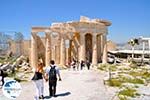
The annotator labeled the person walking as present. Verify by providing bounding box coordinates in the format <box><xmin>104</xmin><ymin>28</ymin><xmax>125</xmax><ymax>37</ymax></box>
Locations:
<box><xmin>80</xmin><ymin>60</ymin><xmax>85</xmax><ymax>70</ymax></box>
<box><xmin>32</xmin><ymin>62</ymin><xmax>44</xmax><ymax>99</ymax></box>
<box><xmin>71</xmin><ymin>59</ymin><xmax>76</xmax><ymax>70</ymax></box>
<box><xmin>76</xmin><ymin>60</ymin><xmax>79</xmax><ymax>70</ymax></box>
<box><xmin>0</xmin><ymin>68</ymin><xmax>5</xmax><ymax>86</ymax></box>
<box><xmin>45</xmin><ymin>60</ymin><xmax>61</xmax><ymax>97</ymax></box>
<box><xmin>86</xmin><ymin>60</ymin><xmax>91</xmax><ymax>70</ymax></box>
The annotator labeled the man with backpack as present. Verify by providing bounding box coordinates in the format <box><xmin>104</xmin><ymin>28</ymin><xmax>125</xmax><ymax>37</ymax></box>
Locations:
<box><xmin>45</xmin><ymin>60</ymin><xmax>61</xmax><ymax>97</ymax></box>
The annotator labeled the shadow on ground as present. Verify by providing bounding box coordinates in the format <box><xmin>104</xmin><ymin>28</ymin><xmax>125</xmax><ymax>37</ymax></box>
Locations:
<box><xmin>44</xmin><ymin>92</ymin><xmax>71</xmax><ymax>99</ymax></box>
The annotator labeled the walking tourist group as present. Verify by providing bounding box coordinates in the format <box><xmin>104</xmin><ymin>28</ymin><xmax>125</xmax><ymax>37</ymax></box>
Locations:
<box><xmin>31</xmin><ymin>58</ymin><xmax>91</xmax><ymax>99</ymax></box>
<box><xmin>0</xmin><ymin>59</ymin><xmax>91</xmax><ymax>99</ymax></box>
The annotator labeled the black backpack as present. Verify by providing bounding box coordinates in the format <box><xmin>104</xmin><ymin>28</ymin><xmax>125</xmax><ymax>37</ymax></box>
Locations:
<box><xmin>49</xmin><ymin>66</ymin><xmax>57</xmax><ymax>81</ymax></box>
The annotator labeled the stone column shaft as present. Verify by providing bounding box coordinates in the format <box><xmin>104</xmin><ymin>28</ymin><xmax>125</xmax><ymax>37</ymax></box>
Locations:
<box><xmin>58</xmin><ymin>40</ymin><xmax>61</xmax><ymax>64</ymax></box>
<box><xmin>102</xmin><ymin>34</ymin><xmax>107</xmax><ymax>64</ymax></box>
<box><xmin>55</xmin><ymin>44</ymin><xmax>60</xmax><ymax>64</ymax></box>
<box><xmin>31</xmin><ymin>33</ymin><xmax>38</xmax><ymax>70</ymax></box>
<box><xmin>66</xmin><ymin>48</ymin><xmax>69</xmax><ymax>66</ymax></box>
<box><xmin>80</xmin><ymin>34</ymin><xmax>86</xmax><ymax>61</ymax></box>
<box><xmin>142</xmin><ymin>41</ymin><xmax>145</xmax><ymax>59</ymax></box>
<box><xmin>45</xmin><ymin>33</ymin><xmax>51</xmax><ymax>67</ymax></box>
<box><xmin>92</xmin><ymin>34</ymin><xmax>98</xmax><ymax>65</ymax></box>
<box><xmin>68</xmin><ymin>40</ymin><xmax>72</xmax><ymax>65</ymax></box>
<box><xmin>101</xmin><ymin>35</ymin><xmax>105</xmax><ymax>55</ymax></box>
<box><xmin>149</xmin><ymin>40</ymin><xmax>150</xmax><ymax>58</ymax></box>
<box><xmin>97</xmin><ymin>35</ymin><xmax>101</xmax><ymax>62</ymax></box>
<box><xmin>52</xmin><ymin>46</ymin><xmax>56</xmax><ymax>60</ymax></box>
<box><xmin>60</xmin><ymin>38</ymin><xmax>66</xmax><ymax>65</ymax></box>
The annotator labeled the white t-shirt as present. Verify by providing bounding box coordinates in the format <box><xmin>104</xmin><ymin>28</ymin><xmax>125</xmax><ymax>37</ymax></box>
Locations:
<box><xmin>45</xmin><ymin>65</ymin><xmax>60</xmax><ymax>76</ymax></box>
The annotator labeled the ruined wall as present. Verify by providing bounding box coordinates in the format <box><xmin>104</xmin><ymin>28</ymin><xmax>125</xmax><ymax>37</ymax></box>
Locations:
<box><xmin>22</xmin><ymin>40</ymin><xmax>30</xmax><ymax>56</ymax></box>
<box><xmin>107</xmin><ymin>40</ymin><xmax>117</xmax><ymax>51</ymax></box>
<box><xmin>9</xmin><ymin>40</ymin><xmax>30</xmax><ymax>57</ymax></box>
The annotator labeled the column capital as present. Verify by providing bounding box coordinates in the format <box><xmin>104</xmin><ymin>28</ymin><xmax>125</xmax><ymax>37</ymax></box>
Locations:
<box><xmin>102</xmin><ymin>33</ymin><xmax>107</xmax><ymax>36</ymax></box>
<box><xmin>44</xmin><ymin>29</ymin><xmax>52</xmax><ymax>33</ymax></box>
<box><xmin>31</xmin><ymin>33</ymin><xmax>38</xmax><ymax>42</ymax></box>
<box><xmin>96</xmin><ymin>33</ymin><xmax>103</xmax><ymax>36</ymax></box>
<box><xmin>45</xmin><ymin>32</ymin><xmax>51</xmax><ymax>39</ymax></box>
<box><xmin>80</xmin><ymin>32</ymin><xmax>86</xmax><ymax>37</ymax></box>
<box><xmin>31</xmin><ymin>30</ymin><xmax>38</xmax><ymax>35</ymax></box>
<box><xmin>93</xmin><ymin>33</ymin><xmax>98</xmax><ymax>37</ymax></box>
<box><xmin>31</xmin><ymin>32</ymin><xmax>37</xmax><ymax>37</ymax></box>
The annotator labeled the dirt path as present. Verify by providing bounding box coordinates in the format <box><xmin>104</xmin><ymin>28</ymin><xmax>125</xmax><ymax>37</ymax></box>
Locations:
<box><xmin>0</xmin><ymin>69</ymin><xmax>116</xmax><ymax>100</ymax></box>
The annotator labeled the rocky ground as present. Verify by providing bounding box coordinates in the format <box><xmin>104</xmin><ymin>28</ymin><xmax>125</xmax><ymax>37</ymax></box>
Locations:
<box><xmin>98</xmin><ymin>63</ymin><xmax>150</xmax><ymax>100</ymax></box>
<box><xmin>0</xmin><ymin>68</ymin><xmax>116</xmax><ymax>100</ymax></box>
<box><xmin>1</xmin><ymin>64</ymin><xmax>150</xmax><ymax>100</ymax></box>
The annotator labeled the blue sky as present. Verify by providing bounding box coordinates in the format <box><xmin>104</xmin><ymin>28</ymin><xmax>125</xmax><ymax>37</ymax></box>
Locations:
<box><xmin>0</xmin><ymin>0</ymin><xmax>150</xmax><ymax>43</ymax></box>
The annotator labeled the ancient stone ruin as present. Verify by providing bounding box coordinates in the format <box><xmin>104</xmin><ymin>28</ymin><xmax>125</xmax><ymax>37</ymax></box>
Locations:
<box><xmin>30</xmin><ymin>16</ymin><xmax>111</xmax><ymax>69</ymax></box>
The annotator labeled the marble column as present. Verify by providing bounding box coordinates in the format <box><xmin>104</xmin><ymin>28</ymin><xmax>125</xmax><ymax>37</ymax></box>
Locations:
<box><xmin>92</xmin><ymin>34</ymin><xmax>98</xmax><ymax>65</ymax></box>
<box><xmin>80</xmin><ymin>33</ymin><xmax>86</xmax><ymax>62</ymax></box>
<box><xmin>101</xmin><ymin>35</ymin><xmax>104</xmax><ymax>59</ymax></box>
<box><xmin>57</xmin><ymin>39</ymin><xmax>61</xmax><ymax>64</ymax></box>
<box><xmin>45</xmin><ymin>33</ymin><xmax>51</xmax><ymax>67</ymax></box>
<box><xmin>51</xmin><ymin>46</ymin><xmax>56</xmax><ymax>61</ymax></box>
<box><xmin>142</xmin><ymin>41</ymin><xmax>145</xmax><ymax>60</ymax></box>
<box><xmin>65</xmin><ymin>40</ymin><xmax>70</xmax><ymax>66</ymax></box>
<box><xmin>97</xmin><ymin>34</ymin><xmax>101</xmax><ymax>62</ymax></box>
<box><xmin>60</xmin><ymin>37</ymin><xmax>66</xmax><ymax>65</ymax></box>
<box><xmin>149</xmin><ymin>40</ymin><xmax>150</xmax><ymax>58</ymax></box>
<box><xmin>102</xmin><ymin>34</ymin><xmax>107</xmax><ymax>64</ymax></box>
<box><xmin>54</xmin><ymin>46</ymin><xmax>57</xmax><ymax>61</ymax></box>
<box><xmin>66</xmin><ymin>47</ymin><xmax>70</xmax><ymax>66</ymax></box>
<box><xmin>55</xmin><ymin>44</ymin><xmax>60</xmax><ymax>64</ymax></box>
<box><xmin>31</xmin><ymin>32</ymin><xmax>38</xmax><ymax>70</ymax></box>
<box><xmin>68</xmin><ymin>40</ymin><xmax>72</xmax><ymax>65</ymax></box>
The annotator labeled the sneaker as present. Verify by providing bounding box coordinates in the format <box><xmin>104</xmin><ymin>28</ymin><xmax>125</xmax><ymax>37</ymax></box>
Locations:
<box><xmin>39</xmin><ymin>95</ymin><xmax>44</xmax><ymax>99</ymax></box>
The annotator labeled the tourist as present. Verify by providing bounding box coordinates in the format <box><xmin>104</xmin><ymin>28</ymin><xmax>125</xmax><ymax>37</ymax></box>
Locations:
<box><xmin>80</xmin><ymin>60</ymin><xmax>85</xmax><ymax>70</ymax></box>
<box><xmin>45</xmin><ymin>60</ymin><xmax>61</xmax><ymax>97</ymax></box>
<box><xmin>0</xmin><ymin>68</ymin><xmax>5</xmax><ymax>86</ymax></box>
<box><xmin>71</xmin><ymin>59</ymin><xmax>76</xmax><ymax>70</ymax></box>
<box><xmin>86</xmin><ymin>60</ymin><xmax>91</xmax><ymax>70</ymax></box>
<box><xmin>32</xmin><ymin>62</ymin><xmax>44</xmax><ymax>99</ymax></box>
<box><xmin>76</xmin><ymin>60</ymin><xmax>79</xmax><ymax>70</ymax></box>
